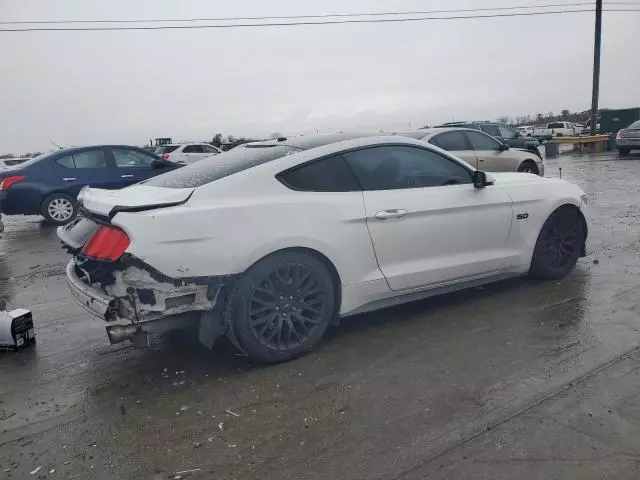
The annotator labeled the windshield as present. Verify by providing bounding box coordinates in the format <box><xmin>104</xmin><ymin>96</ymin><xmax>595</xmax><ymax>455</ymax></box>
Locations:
<box><xmin>628</xmin><ymin>120</ymin><xmax>640</xmax><ymax>129</ymax></box>
<box><xmin>144</xmin><ymin>144</ymin><xmax>299</xmax><ymax>188</ymax></box>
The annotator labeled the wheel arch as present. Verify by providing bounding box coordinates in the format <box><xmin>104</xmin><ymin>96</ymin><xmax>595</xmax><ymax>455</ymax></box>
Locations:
<box><xmin>527</xmin><ymin>202</ymin><xmax>588</xmax><ymax>265</ymax></box>
<box><xmin>39</xmin><ymin>189</ymin><xmax>76</xmax><ymax>209</ymax></box>
<box><xmin>517</xmin><ymin>158</ymin><xmax>540</xmax><ymax>174</ymax></box>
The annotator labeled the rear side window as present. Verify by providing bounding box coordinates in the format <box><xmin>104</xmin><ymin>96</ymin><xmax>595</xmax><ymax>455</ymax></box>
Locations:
<box><xmin>155</xmin><ymin>145</ymin><xmax>180</xmax><ymax>154</ymax></box>
<box><xmin>55</xmin><ymin>150</ymin><xmax>106</xmax><ymax>169</ymax></box>
<box><xmin>278</xmin><ymin>155</ymin><xmax>360</xmax><ymax>192</ymax></box>
<box><xmin>430</xmin><ymin>131</ymin><xmax>468</xmax><ymax>151</ymax></box>
<box><xmin>56</xmin><ymin>155</ymin><xmax>75</xmax><ymax>168</ymax></box>
<box><xmin>144</xmin><ymin>145</ymin><xmax>299</xmax><ymax>188</ymax></box>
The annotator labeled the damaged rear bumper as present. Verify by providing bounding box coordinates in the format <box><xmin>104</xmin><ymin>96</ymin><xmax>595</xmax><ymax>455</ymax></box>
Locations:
<box><xmin>66</xmin><ymin>260</ymin><xmax>115</xmax><ymax>320</ymax></box>
<box><xmin>65</xmin><ymin>258</ymin><xmax>230</xmax><ymax>344</ymax></box>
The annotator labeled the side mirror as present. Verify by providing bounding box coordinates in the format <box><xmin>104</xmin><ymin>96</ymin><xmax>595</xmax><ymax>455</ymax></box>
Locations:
<box><xmin>152</xmin><ymin>159</ymin><xmax>166</xmax><ymax>169</ymax></box>
<box><xmin>514</xmin><ymin>131</ymin><xmax>522</xmax><ymax>138</ymax></box>
<box><xmin>499</xmin><ymin>143</ymin><xmax>510</xmax><ymax>151</ymax></box>
<box><xmin>473</xmin><ymin>170</ymin><xmax>491</xmax><ymax>189</ymax></box>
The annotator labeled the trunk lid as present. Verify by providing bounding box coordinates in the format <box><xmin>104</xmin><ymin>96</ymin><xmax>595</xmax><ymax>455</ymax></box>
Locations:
<box><xmin>79</xmin><ymin>184</ymin><xmax>194</xmax><ymax>217</ymax></box>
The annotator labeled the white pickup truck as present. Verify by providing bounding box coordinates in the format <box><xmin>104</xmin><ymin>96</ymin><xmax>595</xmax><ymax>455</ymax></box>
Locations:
<box><xmin>533</xmin><ymin>122</ymin><xmax>577</xmax><ymax>141</ymax></box>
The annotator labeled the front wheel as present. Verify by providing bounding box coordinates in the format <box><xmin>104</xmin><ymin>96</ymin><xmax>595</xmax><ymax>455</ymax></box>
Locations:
<box><xmin>618</xmin><ymin>148</ymin><xmax>631</xmax><ymax>156</ymax></box>
<box><xmin>529</xmin><ymin>207</ymin><xmax>585</xmax><ymax>280</ymax></box>
<box><xmin>226</xmin><ymin>251</ymin><xmax>336</xmax><ymax>363</ymax></box>
<box><xmin>41</xmin><ymin>193</ymin><xmax>77</xmax><ymax>225</ymax></box>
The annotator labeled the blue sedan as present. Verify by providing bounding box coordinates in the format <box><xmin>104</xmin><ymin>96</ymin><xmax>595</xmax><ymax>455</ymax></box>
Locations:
<box><xmin>0</xmin><ymin>145</ymin><xmax>180</xmax><ymax>225</ymax></box>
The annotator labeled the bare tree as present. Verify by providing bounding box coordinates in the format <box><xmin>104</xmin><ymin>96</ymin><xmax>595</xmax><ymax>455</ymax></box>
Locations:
<box><xmin>211</xmin><ymin>133</ymin><xmax>223</xmax><ymax>147</ymax></box>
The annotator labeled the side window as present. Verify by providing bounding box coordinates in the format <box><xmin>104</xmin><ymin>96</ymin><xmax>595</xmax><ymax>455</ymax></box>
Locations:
<box><xmin>343</xmin><ymin>146</ymin><xmax>471</xmax><ymax>191</ymax></box>
<box><xmin>278</xmin><ymin>155</ymin><xmax>360</xmax><ymax>192</ymax></box>
<box><xmin>56</xmin><ymin>155</ymin><xmax>75</xmax><ymax>168</ymax></box>
<box><xmin>182</xmin><ymin>145</ymin><xmax>203</xmax><ymax>153</ymax></box>
<box><xmin>479</xmin><ymin>124</ymin><xmax>501</xmax><ymax>137</ymax></box>
<box><xmin>113</xmin><ymin>149</ymin><xmax>156</xmax><ymax>168</ymax></box>
<box><xmin>72</xmin><ymin>150</ymin><xmax>107</xmax><ymax>168</ymax></box>
<box><xmin>498</xmin><ymin>125</ymin><xmax>517</xmax><ymax>139</ymax></box>
<box><xmin>465</xmin><ymin>131</ymin><xmax>501</xmax><ymax>151</ymax></box>
<box><xmin>430</xmin><ymin>131</ymin><xmax>468</xmax><ymax>151</ymax></box>
<box><xmin>201</xmin><ymin>145</ymin><xmax>219</xmax><ymax>154</ymax></box>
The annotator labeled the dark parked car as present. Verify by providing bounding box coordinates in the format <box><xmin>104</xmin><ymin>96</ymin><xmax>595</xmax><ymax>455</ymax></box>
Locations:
<box><xmin>0</xmin><ymin>145</ymin><xmax>180</xmax><ymax>225</ymax></box>
<box><xmin>616</xmin><ymin>119</ymin><xmax>640</xmax><ymax>155</ymax></box>
<box><xmin>435</xmin><ymin>121</ymin><xmax>543</xmax><ymax>158</ymax></box>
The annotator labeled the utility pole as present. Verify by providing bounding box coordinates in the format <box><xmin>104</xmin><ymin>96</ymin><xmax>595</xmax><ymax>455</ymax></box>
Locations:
<box><xmin>590</xmin><ymin>0</ymin><xmax>602</xmax><ymax>136</ymax></box>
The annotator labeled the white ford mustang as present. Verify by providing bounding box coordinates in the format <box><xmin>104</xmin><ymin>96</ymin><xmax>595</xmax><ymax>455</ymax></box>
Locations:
<box><xmin>59</xmin><ymin>134</ymin><xmax>589</xmax><ymax>363</ymax></box>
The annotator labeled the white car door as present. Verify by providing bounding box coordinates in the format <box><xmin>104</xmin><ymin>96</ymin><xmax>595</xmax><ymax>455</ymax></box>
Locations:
<box><xmin>343</xmin><ymin>145</ymin><xmax>513</xmax><ymax>291</ymax></box>
<box><xmin>464</xmin><ymin>130</ymin><xmax>518</xmax><ymax>172</ymax></box>
<box><xmin>427</xmin><ymin>130</ymin><xmax>478</xmax><ymax>168</ymax></box>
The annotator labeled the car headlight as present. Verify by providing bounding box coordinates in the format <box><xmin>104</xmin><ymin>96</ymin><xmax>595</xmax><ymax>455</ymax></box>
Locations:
<box><xmin>580</xmin><ymin>194</ymin><xmax>589</xmax><ymax>205</ymax></box>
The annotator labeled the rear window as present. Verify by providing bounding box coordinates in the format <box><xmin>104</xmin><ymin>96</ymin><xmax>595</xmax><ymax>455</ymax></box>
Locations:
<box><xmin>548</xmin><ymin>122</ymin><xmax>565</xmax><ymax>129</ymax></box>
<box><xmin>144</xmin><ymin>144</ymin><xmax>299</xmax><ymax>188</ymax></box>
<box><xmin>155</xmin><ymin>145</ymin><xmax>180</xmax><ymax>154</ymax></box>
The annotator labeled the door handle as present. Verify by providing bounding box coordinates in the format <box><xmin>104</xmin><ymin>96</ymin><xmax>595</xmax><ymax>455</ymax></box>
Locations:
<box><xmin>375</xmin><ymin>209</ymin><xmax>408</xmax><ymax>220</ymax></box>
<box><xmin>62</xmin><ymin>177</ymin><xmax>76</xmax><ymax>181</ymax></box>
<box><xmin>121</xmin><ymin>174</ymin><xmax>134</xmax><ymax>178</ymax></box>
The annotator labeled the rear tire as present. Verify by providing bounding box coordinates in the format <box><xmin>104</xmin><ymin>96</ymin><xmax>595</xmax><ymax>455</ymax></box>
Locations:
<box><xmin>529</xmin><ymin>207</ymin><xmax>585</xmax><ymax>280</ymax></box>
<box><xmin>517</xmin><ymin>160</ymin><xmax>539</xmax><ymax>175</ymax></box>
<box><xmin>41</xmin><ymin>193</ymin><xmax>77</xmax><ymax>225</ymax></box>
<box><xmin>226</xmin><ymin>251</ymin><xmax>336</xmax><ymax>363</ymax></box>
<box><xmin>618</xmin><ymin>148</ymin><xmax>631</xmax><ymax>156</ymax></box>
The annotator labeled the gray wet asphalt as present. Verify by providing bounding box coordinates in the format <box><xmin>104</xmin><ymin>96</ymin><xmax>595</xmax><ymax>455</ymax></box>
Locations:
<box><xmin>2</xmin><ymin>151</ymin><xmax>640</xmax><ymax>479</ymax></box>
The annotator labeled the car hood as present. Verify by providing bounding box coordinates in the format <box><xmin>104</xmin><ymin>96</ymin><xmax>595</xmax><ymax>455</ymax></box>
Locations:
<box><xmin>79</xmin><ymin>184</ymin><xmax>194</xmax><ymax>217</ymax></box>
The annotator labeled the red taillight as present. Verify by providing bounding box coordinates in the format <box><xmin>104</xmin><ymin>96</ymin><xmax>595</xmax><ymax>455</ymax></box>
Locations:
<box><xmin>162</xmin><ymin>153</ymin><xmax>169</xmax><ymax>160</ymax></box>
<box><xmin>82</xmin><ymin>225</ymin><xmax>130</xmax><ymax>261</ymax></box>
<box><xmin>0</xmin><ymin>176</ymin><xmax>25</xmax><ymax>191</ymax></box>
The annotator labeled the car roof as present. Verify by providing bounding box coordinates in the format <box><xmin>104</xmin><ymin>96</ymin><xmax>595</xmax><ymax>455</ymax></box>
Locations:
<box><xmin>159</xmin><ymin>143</ymin><xmax>208</xmax><ymax>147</ymax></box>
<box><xmin>249</xmin><ymin>133</ymin><xmax>430</xmax><ymax>153</ymax></box>
<box><xmin>399</xmin><ymin>127</ymin><xmax>480</xmax><ymax>140</ymax></box>
<box><xmin>243</xmin><ymin>132</ymin><xmax>378</xmax><ymax>151</ymax></box>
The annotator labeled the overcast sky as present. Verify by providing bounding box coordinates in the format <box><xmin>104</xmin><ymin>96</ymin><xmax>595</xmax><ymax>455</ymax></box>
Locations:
<box><xmin>0</xmin><ymin>0</ymin><xmax>638</xmax><ymax>152</ymax></box>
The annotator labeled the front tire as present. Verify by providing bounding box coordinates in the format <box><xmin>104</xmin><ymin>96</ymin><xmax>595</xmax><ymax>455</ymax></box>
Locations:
<box><xmin>41</xmin><ymin>193</ymin><xmax>77</xmax><ymax>225</ymax></box>
<box><xmin>529</xmin><ymin>207</ymin><xmax>585</xmax><ymax>280</ymax></box>
<box><xmin>618</xmin><ymin>148</ymin><xmax>631</xmax><ymax>156</ymax></box>
<box><xmin>226</xmin><ymin>251</ymin><xmax>336</xmax><ymax>363</ymax></box>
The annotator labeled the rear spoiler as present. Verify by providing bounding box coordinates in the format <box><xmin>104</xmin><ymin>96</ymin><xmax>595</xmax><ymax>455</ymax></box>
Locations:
<box><xmin>78</xmin><ymin>191</ymin><xmax>193</xmax><ymax>221</ymax></box>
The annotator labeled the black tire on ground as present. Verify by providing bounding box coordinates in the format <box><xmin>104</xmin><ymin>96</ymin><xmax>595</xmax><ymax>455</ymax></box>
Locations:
<box><xmin>225</xmin><ymin>250</ymin><xmax>337</xmax><ymax>363</ymax></box>
<box><xmin>529</xmin><ymin>206</ymin><xmax>586</xmax><ymax>280</ymax></box>
<box><xmin>517</xmin><ymin>160</ymin><xmax>539</xmax><ymax>175</ymax></box>
<box><xmin>41</xmin><ymin>192</ymin><xmax>77</xmax><ymax>225</ymax></box>
<box><xmin>618</xmin><ymin>148</ymin><xmax>631</xmax><ymax>156</ymax></box>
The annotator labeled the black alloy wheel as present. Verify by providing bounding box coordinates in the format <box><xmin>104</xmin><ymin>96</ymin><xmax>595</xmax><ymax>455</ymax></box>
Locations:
<box><xmin>227</xmin><ymin>251</ymin><xmax>335</xmax><ymax>363</ymax></box>
<box><xmin>530</xmin><ymin>207</ymin><xmax>585</xmax><ymax>280</ymax></box>
<box><xmin>248</xmin><ymin>263</ymin><xmax>326</xmax><ymax>351</ymax></box>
